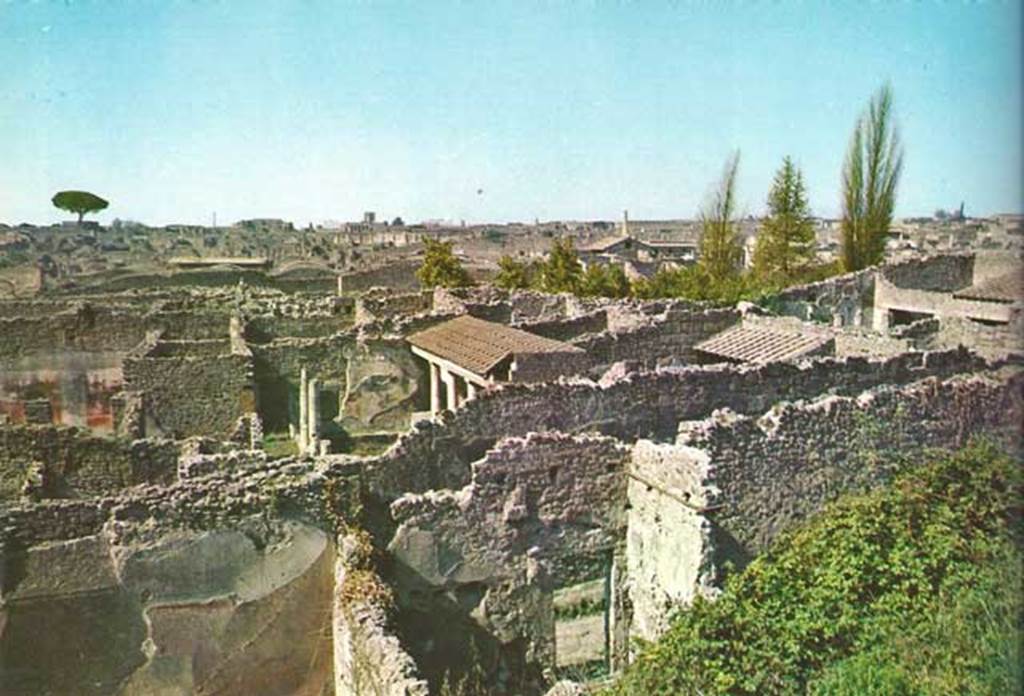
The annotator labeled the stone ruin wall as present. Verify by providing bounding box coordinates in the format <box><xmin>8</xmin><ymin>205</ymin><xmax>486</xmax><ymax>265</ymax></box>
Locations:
<box><xmin>769</xmin><ymin>267</ymin><xmax>876</xmax><ymax>326</ymax></box>
<box><xmin>123</xmin><ymin>346</ymin><xmax>256</xmax><ymax>440</ymax></box>
<box><xmin>880</xmin><ymin>252</ymin><xmax>974</xmax><ymax>291</ymax></box>
<box><xmin>627</xmin><ymin>366</ymin><xmax>1023</xmax><ymax>643</ymax></box>
<box><xmin>1</xmin><ymin>348</ymin><xmax>1020</xmax><ymax>695</ymax></box>
<box><xmin>333</xmin><ymin>530</ymin><xmax>430</xmax><ymax>696</ymax></box>
<box><xmin>364</xmin><ymin>348</ymin><xmax>996</xmax><ymax>503</ymax></box>
<box><xmin>339</xmin><ymin>260</ymin><xmax>422</xmax><ymax>294</ymax></box>
<box><xmin>387</xmin><ymin>432</ymin><xmax>629</xmax><ymax>691</ymax></box>
<box><xmin>0</xmin><ymin>425</ymin><xmax>179</xmax><ymax>502</ymax></box>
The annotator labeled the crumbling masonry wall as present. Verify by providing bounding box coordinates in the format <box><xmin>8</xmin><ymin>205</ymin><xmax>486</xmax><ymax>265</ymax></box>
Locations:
<box><xmin>387</xmin><ymin>432</ymin><xmax>629</xmax><ymax>691</ymax></box>
<box><xmin>0</xmin><ymin>425</ymin><xmax>179</xmax><ymax>502</ymax></box>
<box><xmin>626</xmin><ymin>367</ymin><xmax>1023</xmax><ymax>643</ymax></box>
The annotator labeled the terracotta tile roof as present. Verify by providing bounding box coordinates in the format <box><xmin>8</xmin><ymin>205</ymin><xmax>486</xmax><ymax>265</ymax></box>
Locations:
<box><xmin>408</xmin><ymin>315</ymin><xmax>582</xmax><ymax>376</ymax></box>
<box><xmin>695</xmin><ymin>325</ymin><xmax>833</xmax><ymax>364</ymax></box>
<box><xmin>953</xmin><ymin>270</ymin><xmax>1024</xmax><ymax>303</ymax></box>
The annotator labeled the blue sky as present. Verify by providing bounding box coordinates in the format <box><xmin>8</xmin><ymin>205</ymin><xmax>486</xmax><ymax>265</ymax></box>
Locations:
<box><xmin>1</xmin><ymin>1</ymin><xmax>1021</xmax><ymax>226</ymax></box>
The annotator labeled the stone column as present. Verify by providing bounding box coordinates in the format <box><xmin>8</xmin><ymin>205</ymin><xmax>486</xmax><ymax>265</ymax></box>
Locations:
<box><xmin>429</xmin><ymin>362</ymin><xmax>441</xmax><ymax>417</ymax></box>
<box><xmin>466</xmin><ymin>380</ymin><xmax>478</xmax><ymax>401</ymax></box>
<box><xmin>298</xmin><ymin>368</ymin><xmax>309</xmax><ymax>453</ymax></box>
<box><xmin>441</xmin><ymin>367</ymin><xmax>458</xmax><ymax>412</ymax></box>
<box><xmin>307</xmin><ymin>377</ymin><xmax>319</xmax><ymax>452</ymax></box>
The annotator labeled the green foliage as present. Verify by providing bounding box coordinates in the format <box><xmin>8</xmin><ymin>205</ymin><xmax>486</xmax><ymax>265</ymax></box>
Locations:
<box><xmin>698</xmin><ymin>151</ymin><xmax>744</xmax><ymax>284</ymax></box>
<box><xmin>417</xmin><ymin>238</ymin><xmax>474</xmax><ymax>288</ymax></box>
<box><xmin>538</xmin><ymin>237</ymin><xmax>583</xmax><ymax>294</ymax></box>
<box><xmin>752</xmin><ymin>156</ymin><xmax>816</xmax><ymax>285</ymax></box>
<box><xmin>51</xmin><ymin>190</ymin><xmax>109</xmax><ymax>223</ymax></box>
<box><xmin>579</xmin><ymin>262</ymin><xmax>631</xmax><ymax>298</ymax></box>
<box><xmin>607</xmin><ymin>442</ymin><xmax>1023</xmax><ymax>696</ymax></box>
<box><xmin>494</xmin><ymin>254</ymin><xmax>536</xmax><ymax>290</ymax></box>
<box><xmin>632</xmin><ymin>264</ymin><xmax>768</xmax><ymax>306</ymax></box>
<box><xmin>841</xmin><ymin>84</ymin><xmax>904</xmax><ymax>272</ymax></box>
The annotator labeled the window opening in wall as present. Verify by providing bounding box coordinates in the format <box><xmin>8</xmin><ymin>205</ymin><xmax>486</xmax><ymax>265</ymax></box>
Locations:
<box><xmin>888</xmin><ymin>308</ymin><xmax>933</xmax><ymax>326</ymax></box>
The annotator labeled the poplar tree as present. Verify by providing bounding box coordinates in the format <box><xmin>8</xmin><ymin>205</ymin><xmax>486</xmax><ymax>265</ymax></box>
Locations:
<box><xmin>840</xmin><ymin>84</ymin><xmax>904</xmax><ymax>272</ymax></box>
<box><xmin>698</xmin><ymin>151</ymin><xmax>743</xmax><ymax>284</ymax></box>
<box><xmin>752</xmin><ymin>156</ymin><xmax>816</xmax><ymax>283</ymax></box>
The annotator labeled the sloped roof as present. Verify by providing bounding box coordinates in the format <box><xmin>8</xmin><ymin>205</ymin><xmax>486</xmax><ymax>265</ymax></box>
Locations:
<box><xmin>695</xmin><ymin>325</ymin><xmax>833</xmax><ymax>364</ymax></box>
<box><xmin>952</xmin><ymin>270</ymin><xmax>1024</xmax><ymax>303</ymax></box>
<box><xmin>579</xmin><ymin>234</ymin><xmax>631</xmax><ymax>253</ymax></box>
<box><xmin>408</xmin><ymin>315</ymin><xmax>582</xmax><ymax>376</ymax></box>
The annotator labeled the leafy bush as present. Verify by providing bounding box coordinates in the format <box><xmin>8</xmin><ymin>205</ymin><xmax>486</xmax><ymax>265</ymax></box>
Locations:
<box><xmin>607</xmin><ymin>442</ymin><xmax>1022</xmax><ymax>695</ymax></box>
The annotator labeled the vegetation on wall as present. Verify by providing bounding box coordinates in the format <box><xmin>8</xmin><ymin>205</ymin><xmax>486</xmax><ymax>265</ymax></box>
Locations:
<box><xmin>606</xmin><ymin>441</ymin><xmax>1022</xmax><ymax>695</ymax></box>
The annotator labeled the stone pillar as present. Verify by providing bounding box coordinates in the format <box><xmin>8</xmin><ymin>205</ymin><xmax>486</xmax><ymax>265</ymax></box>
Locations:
<box><xmin>466</xmin><ymin>380</ymin><xmax>478</xmax><ymax>401</ymax></box>
<box><xmin>441</xmin><ymin>367</ymin><xmax>458</xmax><ymax>412</ymax></box>
<box><xmin>429</xmin><ymin>362</ymin><xmax>441</xmax><ymax>417</ymax></box>
<box><xmin>307</xmin><ymin>377</ymin><xmax>319</xmax><ymax>452</ymax></box>
<box><xmin>298</xmin><ymin>368</ymin><xmax>309</xmax><ymax>453</ymax></box>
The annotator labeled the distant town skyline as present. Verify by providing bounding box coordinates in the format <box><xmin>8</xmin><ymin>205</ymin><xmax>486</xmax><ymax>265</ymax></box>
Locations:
<box><xmin>1</xmin><ymin>2</ymin><xmax>1021</xmax><ymax>227</ymax></box>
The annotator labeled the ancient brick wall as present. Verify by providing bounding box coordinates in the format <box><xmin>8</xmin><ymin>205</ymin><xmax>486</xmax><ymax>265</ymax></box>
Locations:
<box><xmin>333</xmin><ymin>531</ymin><xmax>429</xmax><ymax>696</ymax></box>
<box><xmin>338</xmin><ymin>260</ymin><xmax>421</xmax><ymax>293</ymax></box>
<box><xmin>768</xmin><ymin>267</ymin><xmax>876</xmax><ymax>326</ymax></box>
<box><xmin>573</xmin><ymin>307</ymin><xmax>739</xmax><ymax>368</ymax></box>
<box><xmin>881</xmin><ymin>252</ymin><xmax>974</xmax><ymax>291</ymax></box>
<box><xmin>624</xmin><ymin>367</ymin><xmax>1022</xmax><ymax>644</ymax></box>
<box><xmin>387</xmin><ymin>432</ymin><xmax>629</xmax><ymax>691</ymax></box>
<box><xmin>0</xmin><ymin>425</ymin><xmax>179</xmax><ymax>501</ymax></box>
<box><xmin>123</xmin><ymin>350</ymin><xmax>255</xmax><ymax>439</ymax></box>
<box><xmin>355</xmin><ymin>289</ymin><xmax>433</xmax><ymax>325</ymax></box>
<box><xmin>514</xmin><ymin>310</ymin><xmax>608</xmax><ymax>341</ymax></box>
<box><xmin>374</xmin><ymin>349</ymin><xmax>991</xmax><ymax>499</ymax></box>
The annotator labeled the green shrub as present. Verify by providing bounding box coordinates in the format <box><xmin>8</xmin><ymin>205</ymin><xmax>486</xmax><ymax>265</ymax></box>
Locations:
<box><xmin>607</xmin><ymin>442</ymin><xmax>1022</xmax><ymax>695</ymax></box>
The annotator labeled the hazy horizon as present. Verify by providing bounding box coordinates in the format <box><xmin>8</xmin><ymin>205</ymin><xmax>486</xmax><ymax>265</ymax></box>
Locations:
<box><xmin>2</xmin><ymin>2</ymin><xmax>1021</xmax><ymax>227</ymax></box>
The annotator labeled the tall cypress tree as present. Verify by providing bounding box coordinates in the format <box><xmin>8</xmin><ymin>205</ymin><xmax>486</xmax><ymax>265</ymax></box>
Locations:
<box><xmin>752</xmin><ymin>156</ymin><xmax>816</xmax><ymax>283</ymax></box>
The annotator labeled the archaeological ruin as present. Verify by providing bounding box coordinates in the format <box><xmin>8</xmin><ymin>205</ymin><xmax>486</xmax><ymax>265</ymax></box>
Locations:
<box><xmin>0</xmin><ymin>250</ymin><xmax>1021</xmax><ymax>695</ymax></box>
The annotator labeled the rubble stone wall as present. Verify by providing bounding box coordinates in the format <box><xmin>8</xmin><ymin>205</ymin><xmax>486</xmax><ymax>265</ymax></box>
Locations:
<box><xmin>685</xmin><ymin>368</ymin><xmax>1023</xmax><ymax>566</ymax></box>
<box><xmin>333</xmin><ymin>531</ymin><xmax>428</xmax><ymax>696</ymax></box>
<box><xmin>625</xmin><ymin>367</ymin><xmax>1023</xmax><ymax>644</ymax></box>
<box><xmin>365</xmin><ymin>349</ymin><xmax>992</xmax><ymax>501</ymax></box>
<box><xmin>123</xmin><ymin>351</ymin><xmax>255</xmax><ymax>439</ymax></box>
<box><xmin>339</xmin><ymin>260</ymin><xmax>421</xmax><ymax>293</ymax></box>
<box><xmin>573</xmin><ymin>307</ymin><xmax>739</xmax><ymax>368</ymax></box>
<box><xmin>929</xmin><ymin>315</ymin><xmax>1024</xmax><ymax>357</ymax></box>
<box><xmin>881</xmin><ymin>252</ymin><xmax>974</xmax><ymax>291</ymax></box>
<box><xmin>0</xmin><ymin>425</ymin><xmax>179</xmax><ymax>501</ymax></box>
<box><xmin>387</xmin><ymin>432</ymin><xmax>629</xmax><ymax>691</ymax></box>
<box><xmin>768</xmin><ymin>268</ymin><xmax>876</xmax><ymax>326</ymax></box>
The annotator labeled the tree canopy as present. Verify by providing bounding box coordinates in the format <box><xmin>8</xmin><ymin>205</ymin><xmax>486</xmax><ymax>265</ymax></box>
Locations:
<box><xmin>494</xmin><ymin>255</ymin><xmax>535</xmax><ymax>290</ymax></box>
<box><xmin>51</xmin><ymin>190</ymin><xmax>109</xmax><ymax>223</ymax></box>
<box><xmin>840</xmin><ymin>84</ymin><xmax>904</xmax><ymax>272</ymax></box>
<box><xmin>537</xmin><ymin>237</ymin><xmax>583</xmax><ymax>294</ymax></box>
<box><xmin>751</xmin><ymin>156</ymin><xmax>816</xmax><ymax>285</ymax></box>
<box><xmin>416</xmin><ymin>238</ymin><xmax>474</xmax><ymax>288</ymax></box>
